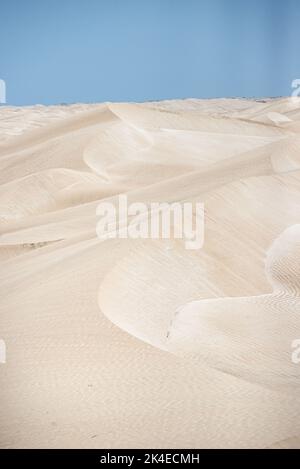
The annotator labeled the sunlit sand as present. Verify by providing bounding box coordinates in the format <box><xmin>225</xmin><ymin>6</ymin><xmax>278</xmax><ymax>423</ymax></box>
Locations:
<box><xmin>1</xmin><ymin>98</ymin><xmax>300</xmax><ymax>448</ymax></box>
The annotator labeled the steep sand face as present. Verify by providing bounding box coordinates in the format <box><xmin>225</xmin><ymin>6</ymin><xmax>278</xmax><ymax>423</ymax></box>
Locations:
<box><xmin>167</xmin><ymin>226</ymin><xmax>300</xmax><ymax>388</ymax></box>
<box><xmin>0</xmin><ymin>98</ymin><xmax>300</xmax><ymax>448</ymax></box>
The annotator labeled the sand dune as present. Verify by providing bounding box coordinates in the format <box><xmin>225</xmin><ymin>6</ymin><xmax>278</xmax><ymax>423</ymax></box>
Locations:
<box><xmin>1</xmin><ymin>98</ymin><xmax>300</xmax><ymax>448</ymax></box>
<box><xmin>167</xmin><ymin>225</ymin><xmax>300</xmax><ymax>388</ymax></box>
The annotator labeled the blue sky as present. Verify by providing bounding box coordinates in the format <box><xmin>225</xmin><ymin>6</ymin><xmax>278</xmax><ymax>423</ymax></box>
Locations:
<box><xmin>0</xmin><ymin>0</ymin><xmax>300</xmax><ymax>105</ymax></box>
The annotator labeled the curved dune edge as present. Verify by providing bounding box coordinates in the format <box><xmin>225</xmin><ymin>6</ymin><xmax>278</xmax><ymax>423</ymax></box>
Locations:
<box><xmin>97</xmin><ymin>225</ymin><xmax>300</xmax><ymax>389</ymax></box>
<box><xmin>1</xmin><ymin>98</ymin><xmax>300</xmax><ymax>449</ymax></box>
<box><xmin>166</xmin><ymin>225</ymin><xmax>300</xmax><ymax>389</ymax></box>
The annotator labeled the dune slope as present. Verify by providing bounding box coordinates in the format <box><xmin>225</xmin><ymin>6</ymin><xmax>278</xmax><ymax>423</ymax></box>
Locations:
<box><xmin>0</xmin><ymin>98</ymin><xmax>300</xmax><ymax>449</ymax></box>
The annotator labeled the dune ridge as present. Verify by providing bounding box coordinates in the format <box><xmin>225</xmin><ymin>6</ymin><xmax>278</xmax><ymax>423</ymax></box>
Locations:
<box><xmin>1</xmin><ymin>98</ymin><xmax>300</xmax><ymax>448</ymax></box>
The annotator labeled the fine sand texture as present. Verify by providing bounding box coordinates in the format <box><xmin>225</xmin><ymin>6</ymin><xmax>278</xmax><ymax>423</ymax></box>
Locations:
<box><xmin>0</xmin><ymin>98</ymin><xmax>300</xmax><ymax>448</ymax></box>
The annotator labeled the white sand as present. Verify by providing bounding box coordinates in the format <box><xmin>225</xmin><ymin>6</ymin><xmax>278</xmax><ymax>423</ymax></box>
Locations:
<box><xmin>0</xmin><ymin>98</ymin><xmax>300</xmax><ymax>448</ymax></box>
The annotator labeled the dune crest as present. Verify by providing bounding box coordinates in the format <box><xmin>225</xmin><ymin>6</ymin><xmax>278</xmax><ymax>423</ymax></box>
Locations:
<box><xmin>1</xmin><ymin>98</ymin><xmax>300</xmax><ymax>448</ymax></box>
<box><xmin>167</xmin><ymin>225</ymin><xmax>300</xmax><ymax>388</ymax></box>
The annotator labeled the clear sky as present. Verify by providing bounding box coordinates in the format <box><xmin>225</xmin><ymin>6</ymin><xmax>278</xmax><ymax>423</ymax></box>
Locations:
<box><xmin>1</xmin><ymin>0</ymin><xmax>300</xmax><ymax>105</ymax></box>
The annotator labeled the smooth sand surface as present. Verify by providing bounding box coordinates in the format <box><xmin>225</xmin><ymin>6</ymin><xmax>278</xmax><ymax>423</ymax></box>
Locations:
<box><xmin>0</xmin><ymin>98</ymin><xmax>300</xmax><ymax>448</ymax></box>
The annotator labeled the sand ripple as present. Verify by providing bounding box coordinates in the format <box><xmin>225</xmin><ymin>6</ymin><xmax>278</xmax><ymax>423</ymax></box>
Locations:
<box><xmin>1</xmin><ymin>98</ymin><xmax>300</xmax><ymax>448</ymax></box>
